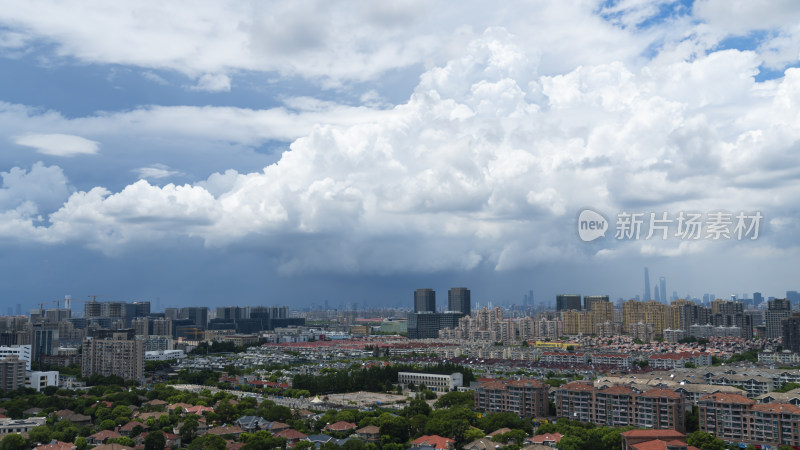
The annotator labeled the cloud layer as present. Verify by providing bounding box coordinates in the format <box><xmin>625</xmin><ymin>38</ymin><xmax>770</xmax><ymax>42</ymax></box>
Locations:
<box><xmin>0</xmin><ymin>27</ymin><xmax>798</xmax><ymax>276</ymax></box>
<box><xmin>0</xmin><ymin>1</ymin><xmax>799</xmax><ymax>305</ymax></box>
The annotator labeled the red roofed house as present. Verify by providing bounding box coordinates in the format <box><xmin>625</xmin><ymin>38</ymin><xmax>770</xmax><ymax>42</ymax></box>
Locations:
<box><xmin>274</xmin><ymin>429</ymin><xmax>308</xmax><ymax>447</ymax></box>
<box><xmin>87</xmin><ymin>430</ymin><xmax>122</xmax><ymax>445</ymax></box>
<box><xmin>411</xmin><ymin>435</ymin><xmax>456</xmax><ymax>450</ymax></box>
<box><xmin>527</xmin><ymin>433</ymin><xmax>563</xmax><ymax>447</ymax></box>
<box><xmin>322</xmin><ymin>421</ymin><xmax>357</xmax><ymax>434</ymax></box>
<box><xmin>185</xmin><ymin>405</ymin><xmax>214</xmax><ymax>415</ymax></box>
<box><xmin>621</xmin><ymin>430</ymin><xmax>687</xmax><ymax>450</ymax></box>
<box><xmin>35</xmin><ymin>441</ymin><xmax>77</xmax><ymax>450</ymax></box>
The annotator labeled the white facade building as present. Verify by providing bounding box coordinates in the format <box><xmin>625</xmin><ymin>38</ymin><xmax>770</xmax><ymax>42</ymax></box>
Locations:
<box><xmin>27</xmin><ymin>371</ymin><xmax>59</xmax><ymax>392</ymax></box>
<box><xmin>0</xmin><ymin>345</ymin><xmax>31</xmax><ymax>371</ymax></box>
<box><xmin>397</xmin><ymin>372</ymin><xmax>463</xmax><ymax>392</ymax></box>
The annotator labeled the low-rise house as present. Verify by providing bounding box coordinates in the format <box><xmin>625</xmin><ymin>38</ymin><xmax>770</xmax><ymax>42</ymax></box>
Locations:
<box><xmin>355</xmin><ymin>425</ymin><xmax>380</xmax><ymax>442</ymax></box>
<box><xmin>527</xmin><ymin>433</ymin><xmax>563</xmax><ymax>447</ymax></box>
<box><xmin>35</xmin><ymin>441</ymin><xmax>77</xmax><ymax>450</ymax></box>
<box><xmin>411</xmin><ymin>435</ymin><xmax>456</xmax><ymax>450</ymax></box>
<box><xmin>86</xmin><ymin>429</ymin><xmax>122</xmax><ymax>445</ymax></box>
<box><xmin>463</xmin><ymin>438</ymin><xmax>502</xmax><ymax>450</ymax></box>
<box><xmin>207</xmin><ymin>425</ymin><xmax>244</xmax><ymax>439</ymax></box>
<box><xmin>621</xmin><ymin>430</ymin><xmax>687</xmax><ymax>450</ymax></box>
<box><xmin>322</xmin><ymin>420</ymin><xmax>357</xmax><ymax>434</ymax></box>
<box><xmin>235</xmin><ymin>415</ymin><xmax>271</xmax><ymax>433</ymax></box>
<box><xmin>274</xmin><ymin>429</ymin><xmax>307</xmax><ymax>447</ymax></box>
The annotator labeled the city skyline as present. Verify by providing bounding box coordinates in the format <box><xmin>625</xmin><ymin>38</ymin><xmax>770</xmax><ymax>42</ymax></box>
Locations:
<box><xmin>1</xmin><ymin>2</ymin><xmax>800</xmax><ymax>308</ymax></box>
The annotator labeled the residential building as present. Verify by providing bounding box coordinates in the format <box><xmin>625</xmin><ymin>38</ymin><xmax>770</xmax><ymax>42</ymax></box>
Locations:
<box><xmin>767</xmin><ymin>299</ymin><xmax>792</xmax><ymax>339</ymax></box>
<box><xmin>554</xmin><ymin>383</ymin><xmax>686</xmax><ymax>431</ymax></box>
<box><xmin>0</xmin><ymin>356</ymin><xmax>26</xmax><ymax>391</ymax></box>
<box><xmin>81</xmin><ymin>333</ymin><xmax>145</xmax><ymax>380</ymax></box>
<box><xmin>473</xmin><ymin>379</ymin><xmax>549</xmax><ymax>417</ymax></box>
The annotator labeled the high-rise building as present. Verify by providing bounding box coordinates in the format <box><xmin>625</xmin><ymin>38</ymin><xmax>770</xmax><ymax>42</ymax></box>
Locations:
<box><xmin>180</xmin><ymin>307</ymin><xmax>208</xmax><ymax>330</ymax></box>
<box><xmin>644</xmin><ymin>267</ymin><xmax>651</xmax><ymax>301</ymax></box>
<box><xmin>782</xmin><ymin>313</ymin><xmax>800</xmax><ymax>354</ymax></box>
<box><xmin>583</xmin><ymin>295</ymin><xmax>609</xmax><ymax>312</ymax></box>
<box><xmin>84</xmin><ymin>301</ymin><xmax>102</xmax><ymax>319</ymax></box>
<box><xmin>217</xmin><ymin>306</ymin><xmax>247</xmax><ymax>320</ymax></box>
<box><xmin>753</xmin><ymin>292</ymin><xmax>764</xmax><ymax>307</ymax></box>
<box><xmin>132</xmin><ymin>301</ymin><xmax>150</xmax><ymax>317</ymax></box>
<box><xmin>414</xmin><ymin>289</ymin><xmax>436</xmax><ymax>313</ymax></box>
<box><xmin>556</xmin><ymin>295</ymin><xmax>582</xmax><ymax>312</ymax></box>
<box><xmin>659</xmin><ymin>277</ymin><xmax>667</xmax><ymax>305</ymax></box>
<box><xmin>523</xmin><ymin>290</ymin><xmax>534</xmax><ymax>309</ymax></box>
<box><xmin>0</xmin><ymin>356</ymin><xmax>27</xmax><ymax>391</ymax></box>
<box><xmin>788</xmin><ymin>291</ymin><xmax>800</xmax><ymax>307</ymax></box>
<box><xmin>81</xmin><ymin>333</ymin><xmax>144</xmax><ymax>381</ymax></box>
<box><xmin>448</xmin><ymin>288</ymin><xmax>471</xmax><ymax>315</ymax></box>
<box><xmin>766</xmin><ymin>298</ymin><xmax>792</xmax><ymax>339</ymax></box>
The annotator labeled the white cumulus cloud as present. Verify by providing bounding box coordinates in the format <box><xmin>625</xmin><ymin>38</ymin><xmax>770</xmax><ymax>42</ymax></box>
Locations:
<box><xmin>13</xmin><ymin>133</ymin><xmax>99</xmax><ymax>156</ymax></box>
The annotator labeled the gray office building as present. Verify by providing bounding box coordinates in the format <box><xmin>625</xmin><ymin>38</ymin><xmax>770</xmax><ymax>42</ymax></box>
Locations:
<box><xmin>448</xmin><ymin>287</ymin><xmax>471</xmax><ymax>315</ymax></box>
<box><xmin>414</xmin><ymin>289</ymin><xmax>436</xmax><ymax>313</ymax></box>
<box><xmin>556</xmin><ymin>294</ymin><xmax>582</xmax><ymax>312</ymax></box>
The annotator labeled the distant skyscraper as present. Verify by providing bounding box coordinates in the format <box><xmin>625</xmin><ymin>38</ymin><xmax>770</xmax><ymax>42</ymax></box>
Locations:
<box><xmin>556</xmin><ymin>294</ymin><xmax>581</xmax><ymax>312</ymax></box>
<box><xmin>766</xmin><ymin>298</ymin><xmax>792</xmax><ymax>339</ymax></box>
<box><xmin>787</xmin><ymin>291</ymin><xmax>800</xmax><ymax>307</ymax></box>
<box><xmin>659</xmin><ymin>277</ymin><xmax>667</xmax><ymax>304</ymax></box>
<box><xmin>523</xmin><ymin>290</ymin><xmax>534</xmax><ymax>308</ymax></box>
<box><xmin>654</xmin><ymin>289</ymin><xmax>661</xmax><ymax>303</ymax></box>
<box><xmin>753</xmin><ymin>292</ymin><xmax>764</xmax><ymax>307</ymax></box>
<box><xmin>448</xmin><ymin>287</ymin><xmax>471</xmax><ymax>315</ymax></box>
<box><xmin>644</xmin><ymin>267</ymin><xmax>651</xmax><ymax>301</ymax></box>
<box><xmin>583</xmin><ymin>295</ymin><xmax>610</xmax><ymax>311</ymax></box>
<box><xmin>414</xmin><ymin>289</ymin><xmax>436</xmax><ymax>313</ymax></box>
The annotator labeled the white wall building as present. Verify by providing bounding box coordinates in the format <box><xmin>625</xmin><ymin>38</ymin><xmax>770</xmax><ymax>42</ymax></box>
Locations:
<box><xmin>26</xmin><ymin>371</ymin><xmax>59</xmax><ymax>392</ymax></box>
<box><xmin>0</xmin><ymin>345</ymin><xmax>31</xmax><ymax>371</ymax></box>
<box><xmin>145</xmin><ymin>349</ymin><xmax>186</xmax><ymax>361</ymax></box>
<box><xmin>398</xmin><ymin>372</ymin><xmax>463</xmax><ymax>392</ymax></box>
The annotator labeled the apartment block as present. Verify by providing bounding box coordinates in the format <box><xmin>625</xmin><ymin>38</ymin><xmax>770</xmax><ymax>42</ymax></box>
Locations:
<box><xmin>554</xmin><ymin>382</ymin><xmax>686</xmax><ymax>432</ymax></box>
<box><xmin>0</xmin><ymin>356</ymin><xmax>26</xmax><ymax>391</ymax></box>
<box><xmin>473</xmin><ymin>379</ymin><xmax>549</xmax><ymax>417</ymax></box>
<box><xmin>81</xmin><ymin>334</ymin><xmax>145</xmax><ymax>381</ymax></box>
<box><xmin>697</xmin><ymin>393</ymin><xmax>800</xmax><ymax>447</ymax></box>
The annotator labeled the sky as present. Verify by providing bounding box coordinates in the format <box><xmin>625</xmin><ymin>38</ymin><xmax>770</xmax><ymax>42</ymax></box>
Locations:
<box><xmin>1</xmin><ymin>0</ymin><xmax>800</xmax><ymax>311</ymax></box>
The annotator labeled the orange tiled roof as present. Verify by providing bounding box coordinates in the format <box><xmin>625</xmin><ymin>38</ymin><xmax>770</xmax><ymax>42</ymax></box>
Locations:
<box><xmin>698</xmin><ymin>392</ymin><xmax>754</xmax><ymax>404</ymax></box>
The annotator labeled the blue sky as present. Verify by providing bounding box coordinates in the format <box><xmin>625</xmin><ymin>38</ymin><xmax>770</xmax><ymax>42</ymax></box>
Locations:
<box><xmin>1</xmin><ymin>0</ymin><xmax>800</xmax><ymax>311</ymax></box>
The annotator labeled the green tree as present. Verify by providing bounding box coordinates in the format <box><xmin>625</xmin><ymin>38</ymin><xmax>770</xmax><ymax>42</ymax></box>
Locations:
<box><xmin>188</xmin><ymin>434</ymin><xmax>227</xmax><ymax>450</ymax></box>
<box><xmin>686</xmin><ymin>431</ymin><xmax>726</xmax><ymax>450</ymax></box>
<box><xmin>556</xmin><ymin>435</ymin><xmax>584</xmax><ymax>450</ymax></box>
<box><xmin>144</xmin><ymin>430</ymin><xmax>166</xmax><ymax>450</ymax></box>
<box><xmin>404</xmin><ymin>398</ymin><xmax>431</xmax><ymax>417</ymax></box>
<box><xmin>0</xmin><ymin>434</ymin><xmax>27</xmax><ymax>450</ymax></box>
<box><xmin>74</xmin><ymin>436</ymin><xmax>88</xmax><ymax>450</ymax></box>
<box><xmin>180</xmin><ymin>416</ymin><xmax>199</xmax><ymax>444</ymax></box>
<box><xmin>99</xmin><ymin>418</ymin><xmax>117</xmax><ymax>430</ymax></box>
<box><xmin>685</xmin><ymin>405</ymin><xmax>699</xmax><ymax>433</ymax></box>
<box><xmin>294</xmin><ymin>442</ymin><xmax>316</xmax><ymax>450</ymax></box>
<box><xmin>378</xmin><ymin>413</ymin><xmax>409</xmax><ymax>443</ymax></box>
<box><xmin>433</xmin><ymin>391</ymin><xmax>474</xmax><ymax>409</ymax></box>
<box><xmin>27</xmin><ymin>425</ymin><xmax>51</xmax><ymax>445</ymax></box>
